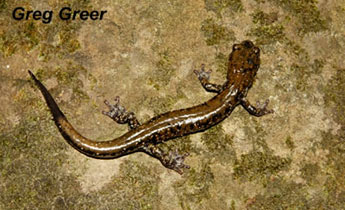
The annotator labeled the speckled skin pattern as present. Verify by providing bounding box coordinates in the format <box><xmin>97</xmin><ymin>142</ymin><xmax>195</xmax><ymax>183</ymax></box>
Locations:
<box><xmin>29</xmin><ymin>40</ymin><xmax>273</xmax><ymax>174</ymax></box>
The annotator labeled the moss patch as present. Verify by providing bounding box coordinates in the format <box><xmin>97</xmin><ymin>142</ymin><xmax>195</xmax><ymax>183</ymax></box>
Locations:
<box><xmin>201</xmin><ymin>124</ymin><xmax>236</xmax><ymax>165</ymax></box>
<box><xmin>204</xmin><ymin>0</ymin><xmax>243</xmax><ymax>17</ymax></box>
<box><xmin>247</xmin><ymin>178</ymin><xmax>308</xmax><ymax>209</ymax></box>
<box><xmin>0</xmin><ymin>110</ymin><xmax>81</xmax><ymax>209</ymax></box>
<box><xmin>267</xmin><ymin>0</ymin><xmax>327</xmax><ymax>35</ymax></box>
<box><xmin>142</xmin><ymin>89</ymin><xmax>186</xmax><ymax>115</ymax></box>
<box><xmin>100</xmin><ymin>159</ymin><xmax>162</xmax><ymax>209</ymax></box>
<box><xmin>214</xmin><ymin>52</ymin><xmax>228</xmax><ymax>75</ymax></box>
<box><xmin>301</xmin><ymin>163</ymin><xmax>320</xmax><ymax>184</ymax></box>
<box><xmin>285</xmin><ymin>136</ymin><xmax>295</xmax><ymax>150</ymax></box>
<box><xmin>149</xmin><ymin>49</ymin><xmax>177</xmax><ymax>89</ymax></box>
<box><xmin>32</xmin><ymin>63</ymin><xmax>90</xmax><ymax>106</ymax></box>
<box><xmin>318</xmin><ymin>68</ymin><xmax>345</xmax><ymax>208</ymax></box>
<box><xmin>324</xmin><ymin>69</ymin><xmax>345</xmax><ymax>125</ymax></box>
<box><xmin>249</xmin><ymin>10</ymin><xmax>285</xmax><ymax>45</ymax></box>
<box><xmin>233</xmin><ymin>151</ymin><xmax>291</xmax><ymax>181</ymax></box>
<box><xmin>201</xmin><ymin>18</ymin><xmax>235</xmax><ymax>46</ymax></box>
<box><xmin>174</xmin><ymin>163</ymin><xmax>214</xmax><ymax>209</ymax></box>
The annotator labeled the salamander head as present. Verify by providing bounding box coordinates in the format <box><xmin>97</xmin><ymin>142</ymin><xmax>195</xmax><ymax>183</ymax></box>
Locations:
<box><xmin>227</xmin><ymin>40</ymin><xmax>261</xmax><ymax>93</ymax></box>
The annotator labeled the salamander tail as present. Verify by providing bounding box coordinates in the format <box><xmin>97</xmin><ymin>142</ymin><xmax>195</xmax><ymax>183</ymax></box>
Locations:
<box><xmin>28</xmin><ymin>70</ymin><xmax>132</xmax><ymax>159</ymax></box>
<box><xmin>28</xmin><ymin>70</ymin><xmax>96</xmax><ymax>155</ymax></box>
<box><xmin>28</xmin><ymin>70</ymin><xmax>66</xmax><ymax>121</ymax></box>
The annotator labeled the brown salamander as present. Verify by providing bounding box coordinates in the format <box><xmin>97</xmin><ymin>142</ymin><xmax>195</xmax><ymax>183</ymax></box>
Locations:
<box><xmin>29</xmin><ymin>40</ymin><xmax>273</xmax><ymax>174</ymax></box>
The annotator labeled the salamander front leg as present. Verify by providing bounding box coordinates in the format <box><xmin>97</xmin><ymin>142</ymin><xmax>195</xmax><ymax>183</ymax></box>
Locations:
<box><xmin>194</xmin><ymin>64</ymin><xmax>224</xmax><ymax>93</ymax></box>
<box><xmin>142</xmin><ymin>144</ymin><xmax>190</xmax><ymax>175</ymax></box>
<box><xmin>241</xmin><ymin>98</ymin><xmax>274</xmax><ymax>117</ymax></box>
<box><xmin>102</xmin><ymin>96</ymin><xmax>140</xmax><ymax>129</ymax></box>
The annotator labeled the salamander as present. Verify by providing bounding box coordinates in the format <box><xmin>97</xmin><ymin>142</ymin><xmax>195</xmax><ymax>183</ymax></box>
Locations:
<box><xmin>28</xmin><ymin>40</ymin><xmax>273</xmax><ymax>174</ymax></box>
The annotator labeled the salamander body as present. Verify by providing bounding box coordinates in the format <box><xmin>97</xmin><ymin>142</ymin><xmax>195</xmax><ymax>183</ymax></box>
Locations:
<box><xmin>29</xmin><ymin>40</ymin><xmax>273</xmax><ymax>174</ymax></box>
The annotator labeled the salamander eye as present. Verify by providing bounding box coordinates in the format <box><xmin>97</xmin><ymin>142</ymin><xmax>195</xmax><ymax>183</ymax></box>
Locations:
<box><xmin>253</xmin><ymin>47</ymin><xmax>260</xmax><ymax>54</ymax></box>
<box><xmin>247</xmin><ymin>58</ymin><xmax>254</xmax><ymax>65</ymax></box>
<box><xmin>233</xmin><ymin>44</ymin><xmax>241</xmax><ymax>51</ymax></box>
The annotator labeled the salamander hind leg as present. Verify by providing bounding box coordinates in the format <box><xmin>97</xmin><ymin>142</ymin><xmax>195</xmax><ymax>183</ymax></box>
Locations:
<box><xmin>194</xmin><ymin>64</ymin><xmax>224</xmax><ymax>93</ymax></box>
<box><xmin>102</xmin><ymin>96</ymin><xmax>140</xmax><ymax>129</ymax></box>
<box><xmin>142</xmin><ymin>144</ymin><xmax>190</xmax><ymax>175</ymax></box>
<box><xmin>240</xmin><ymin>98</ymin><xmax>274</xmax><ymax>117</ymax></box>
